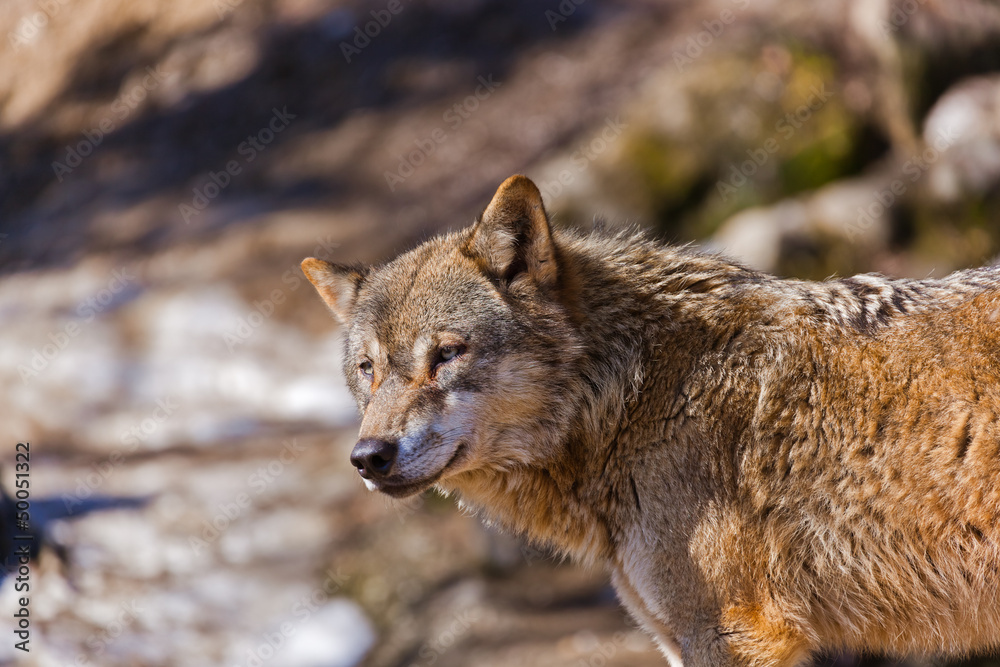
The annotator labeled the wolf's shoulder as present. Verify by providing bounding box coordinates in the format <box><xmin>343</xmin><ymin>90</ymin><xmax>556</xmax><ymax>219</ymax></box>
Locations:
<box><xmin>779</xmin><ymin>264</ymin><xmax>1000</xmax><ymax>335</ymax></box>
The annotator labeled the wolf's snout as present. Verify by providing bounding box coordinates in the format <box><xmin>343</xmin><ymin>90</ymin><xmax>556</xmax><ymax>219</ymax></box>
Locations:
<box><xmin>350</xmin><ymin>439</ymin><xmax>398</xmax><ymax>479</ymax></box>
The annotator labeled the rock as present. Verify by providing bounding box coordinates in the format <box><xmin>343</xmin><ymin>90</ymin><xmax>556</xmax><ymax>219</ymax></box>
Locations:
<box><xmin>923</xmin><ymin>75</ymin><xmax>1000</xmax><ymax>201</ymax></box>
<box><xmin>711</xmin><ymin>201</ymin><xmax>808</xmax><ymax>271</ymax></box>
<box><xmin>711</xmin><ymin>166</ymin><xmax>897</xmax><ymax>274</ymax></box>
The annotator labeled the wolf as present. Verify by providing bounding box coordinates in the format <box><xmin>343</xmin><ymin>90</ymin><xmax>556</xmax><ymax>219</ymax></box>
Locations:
<box><xmin>301</xmin><ymin>175</ymin><xmax>1000</xmax><ymax>667</ymax></box>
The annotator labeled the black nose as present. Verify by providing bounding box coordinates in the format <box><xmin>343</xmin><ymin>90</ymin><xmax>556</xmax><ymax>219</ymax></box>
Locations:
<box><xmin>350</xmin><ymin>439</ymin><xmax>398</xmax><ymax>479</ymax></box>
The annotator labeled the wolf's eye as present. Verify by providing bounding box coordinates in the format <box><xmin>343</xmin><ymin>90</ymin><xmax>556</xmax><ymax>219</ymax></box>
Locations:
<box><xmin>359</xmin><ymin>360</ymin><xmax>373</xmax><ymax>378</ymax></box>
<box><xmin>433</xmin><ymin>345</ymin><xmax>465</xmax><ymax>371</ymax></box>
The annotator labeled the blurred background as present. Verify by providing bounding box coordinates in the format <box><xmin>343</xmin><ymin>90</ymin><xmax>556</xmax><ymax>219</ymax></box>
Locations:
<box><xmin>1</xmin><ymin>0</ymin><xmax>999</xmax><ymax>665</ymax></box>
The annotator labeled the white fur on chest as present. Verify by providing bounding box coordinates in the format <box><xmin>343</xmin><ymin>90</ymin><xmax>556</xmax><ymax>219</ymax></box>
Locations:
<box><xmin>612</xmin><ymin>545</ymin><xmax>685</xmax><ymax>667</ymax></box>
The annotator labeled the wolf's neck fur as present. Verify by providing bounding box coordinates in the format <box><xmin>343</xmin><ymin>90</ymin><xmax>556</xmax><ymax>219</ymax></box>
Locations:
<box><xmin>441</xmin><ymin>229</ymin><xmax>1000</xmax><ymax>568</ymax></box>
<box><xmin>440</xmin><ymin>230</ymin><xmax>762</xmax><ymax>566</ymax></box>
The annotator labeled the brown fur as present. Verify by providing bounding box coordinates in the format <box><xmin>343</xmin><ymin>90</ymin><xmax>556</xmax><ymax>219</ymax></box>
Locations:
<box><xmin>301</xmin><ymin>175</ymin><xmax>1000</xmax><ymax>666</ymax></box>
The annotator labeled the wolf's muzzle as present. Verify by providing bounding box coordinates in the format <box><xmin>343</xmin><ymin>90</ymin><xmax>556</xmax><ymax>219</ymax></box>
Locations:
<box><xmin>350</xmin><ymin>438</ymin><xmax>398</xmax><ymax>480</ymax></box>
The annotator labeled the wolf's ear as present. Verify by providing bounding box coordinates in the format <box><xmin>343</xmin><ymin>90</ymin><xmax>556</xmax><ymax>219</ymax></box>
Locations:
<box><xmin>301</xmin><ymin>258</ymin><xmax>366</xmax><ymax>323</ymax></box>
<box><xmin>465</xmin><ymin>175</ymin><xmax>557</xmax><ymax>288</ymax></box>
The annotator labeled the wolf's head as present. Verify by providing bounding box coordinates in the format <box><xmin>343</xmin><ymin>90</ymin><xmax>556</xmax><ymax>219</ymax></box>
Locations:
<box><xmin>302</xmin><ymin>176</ymin><xmax>584</xmax><ymax>497</ymax></box>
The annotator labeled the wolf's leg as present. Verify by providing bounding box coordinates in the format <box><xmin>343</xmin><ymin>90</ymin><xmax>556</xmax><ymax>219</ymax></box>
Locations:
<box><xmin>612</xmin><ymin>569</ymin><xmax>811</xmax><ymax>666</ymax></box>
<box><xmin>681</xmin><ymin>636</ymin><xmax>811</xmax><ymax>667</ymax></box>
<box><xmin>681</xmin><ymin>608</ymin><xmax>812</xmax><ymax>667</ymax></box>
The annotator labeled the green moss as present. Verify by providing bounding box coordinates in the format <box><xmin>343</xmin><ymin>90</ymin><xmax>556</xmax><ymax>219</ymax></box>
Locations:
<box><xmin>610</xmin><ymin>42</ymin><xmax>895</xmax><ymax>246</ymax></box>
<box><xmin>620</xmin><ymin>133</ymin><xmax>703</xmax><ymax>209</ymax></box>
<box><xmin>777</xmin><ymin>125</ymin><xmax>856</xmax><ymax>194</ymax></box>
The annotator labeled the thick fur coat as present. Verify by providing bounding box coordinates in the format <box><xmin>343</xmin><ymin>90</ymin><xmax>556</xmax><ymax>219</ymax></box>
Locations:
<box><xmin>302</xmin><ymin>175</ymin><xmax>1000</xmax><ymax>666</ymax></box>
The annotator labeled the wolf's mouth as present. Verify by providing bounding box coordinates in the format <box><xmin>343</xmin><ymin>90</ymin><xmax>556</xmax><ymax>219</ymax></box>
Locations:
<box><xmin>374</xmin><ymin>444</ymin><xmax>466</xmax><ymax>498</ymax></box>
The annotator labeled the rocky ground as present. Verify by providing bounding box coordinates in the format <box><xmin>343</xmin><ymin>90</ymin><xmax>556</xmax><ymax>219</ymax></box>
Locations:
<box><xmin>2</xmin><ymin>0</ymin><xmax>1000</xmax><ymax>665</ymax></box>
